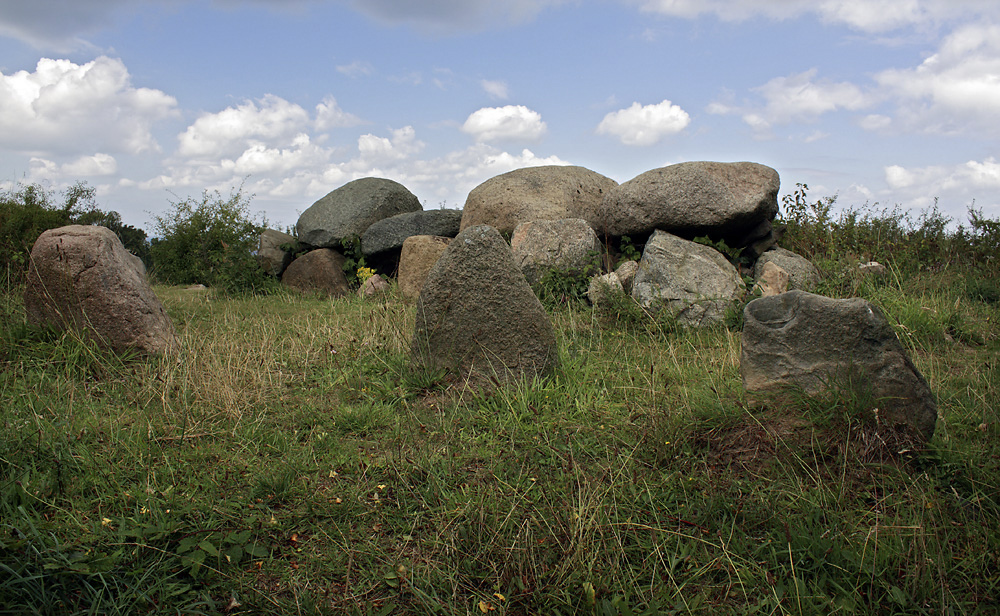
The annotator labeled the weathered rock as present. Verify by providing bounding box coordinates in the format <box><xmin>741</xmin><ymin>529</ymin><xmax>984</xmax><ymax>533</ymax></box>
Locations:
<box><xmin>296</xmin><ymin>178</ymin><xmax>421</xmax><ymax>249</ymax></box>
<box><xmin>510</xmin><ymin>218</ymin><xmax>602</xmax><ymax>286</ymax></box>
<box><xmin>461</xmin><ymin>166</ymin><xmax>618</xmax><ymax>235</ymax></box>
<box><xmin>600</xmin><ymin>161</ymin><xmax>780</xmax><ymax>246</ymax></box>
<box><xmin>587</xmin><ymin>272</ymin><xmax>624</xmax><ymax>306</ymax></box>
<box><xmin>361</xmin><ymin>208</ymin><xmax>463</xmax><ymax>257</ymax></box>
<box><xmin>411</xmin><ymin>225</ymin><xmax>558</xmax><ymax>385</ymax></box>
<box><xmin>257</xmin><ymin>229</ymin><xmax>296</xmax><ymax>277</ymax></box>
<box><xmin>358</xmin><ymin>274</ymin><xmax>390</xmax><ymax>298</ymax></box>
<box><xmin>614</xmin><ymin>259</ymin><xmax>639</xmax><ymax>294</ymax></box>
<box><xmin>755</xmin><ymin>247</ymin><xmax>819</xmax><ymax>292</ymax></box>
<box><xmin>24</xmin><ymin>225</ymin><xmax>178</xmax><ymax>356</ymax></box>
<box><xmin>631</xmin><ymin>230</ymin><xmax>745</xmax><ymax>327</ymax></box>
<box><xmin>859</xmin><ymin>261</ymin><xmax>887</xmax><ymax>277</ymax></box>
<box><xmin>280</xmin><ymin>249</ymin><xmax>350</xmax><ymax>297</ymax></box>
<box><xmin>398</xmin><ymin>235</ymin><xmax>451</xmax><ymax>303</ymax></box>
<box><xmin>741</xmin><ymin>290</ymin><xmax>938</xmax><ymax>441</ymax></box>
<box><xmin>754</xmin><ymin>261</ymin><xmax>790</xmax><ymax>297</ymax></box>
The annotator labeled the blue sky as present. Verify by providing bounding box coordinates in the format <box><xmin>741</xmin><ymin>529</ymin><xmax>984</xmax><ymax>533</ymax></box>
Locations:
<box><xmin>1</xmin><ymin>0</ymin><xmax>998</xmax><ymax>233</ymax></box>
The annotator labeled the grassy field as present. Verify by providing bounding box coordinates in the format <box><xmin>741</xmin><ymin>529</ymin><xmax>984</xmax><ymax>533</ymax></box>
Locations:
<box><xmin>2</xmin><ymin>235</ymin><xmax>1000</xmax><ymax>614</ymax></box>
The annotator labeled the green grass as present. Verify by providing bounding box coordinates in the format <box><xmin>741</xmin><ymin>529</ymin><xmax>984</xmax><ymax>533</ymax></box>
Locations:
<box><xmin>3</xmin><ymin>261</ymin><xmax>999</xmax><ymax>614</ymax></box>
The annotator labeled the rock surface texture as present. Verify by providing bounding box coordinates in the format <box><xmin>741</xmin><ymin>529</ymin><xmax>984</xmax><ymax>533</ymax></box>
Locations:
<box><xmin>754</xmin><ymin>261</ymin><xmax>790</xmax><ymax>297</ymax></box>
<box><xmin>398</xmin><ymin>235</ymin><xmax>452</xmax><ymax>303</ymax></box>
<box><xmin>361</xmin><ymin>208</ymin><xmax>462</xmax><ymax>257</ymax></box>
<box><xmin>24</xmin><ymin>225</ymin><xmax>178</xmax><ymax>355</ymax></box>
<box><xmin>257</xmin><ymin>229</ymin><xmax>296</xmax><ymax>277</ymax></box>
<box><xmin>461</xmin><ymin>166</ymin><xmax>617</xmax><ymax>234</ymax></box>
<box><xmin>296</xmin><ymin>178</ymin><xmax>421</xmax><ymax>249</ymax></box>
<box><xmin>280</xmin><ymin>249</ymin><xmax>350</xmax><ymax>298</ymax></box>
<box><xmin>741</xmin><ymin>290</ymin><xmax>937</xmax><ymax>441</ymax></box>
<box><xmin>600</xmin><ymin>161</ymin><xmax>780</xmax><ymax>246</ymax></box>
<box><xmin>754</xmin><ymin>247</ymin><xmax>819</xmax><ymax>292</ymax></box>
<box><xmin>411</xmin><ymin>225</ymin><xmax>558</xmax><ymax>385</ymax></box>
<box><xmin>631</xmin><ymin>231</ymin><xmax>745</xmax><ymax>327</ymax></box>
<box><xmin>510</xmin><ymin>218</ymin><xmax>602</xmax><ymax>286</ymax></box>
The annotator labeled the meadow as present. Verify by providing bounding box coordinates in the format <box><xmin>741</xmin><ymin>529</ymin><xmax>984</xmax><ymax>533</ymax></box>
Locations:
<box><xmin>2</xmin><ymin>197</ymin><xmax>999</xmax><ymax>615</ymax></box>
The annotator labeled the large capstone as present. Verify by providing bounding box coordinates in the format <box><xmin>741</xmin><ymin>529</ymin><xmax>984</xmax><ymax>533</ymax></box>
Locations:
<box><xmin>461</xmin><ymin>165</ymin><xmax>617</xmax><ymax>235</ymax></box>
<box><xmin>296</xmin><ymin>177</ymin><xmax>421</xmax><ymax>249</ymax></box>
<box><xmin>411</xmin><ymin>225</ymin><xmax>558</xmax><ymax>385</ymax></box>
<box><xmin>600</xmin><ymin>161</ymin><xmax>780</xmax><ymax>247</ymax></box>
<box><xmin>741</xmin><ymin>290</ymin><xmax>938</xmax><ymax>442</ymax></box>
<box><xmin>631</xmin><ymin>230</ymin><xmax>745</xmax><ymax>328</ymax></box>
<box><xmin>361</xmin><ymin>208</ymin><xmax>462</xmax><ymax>257</ymax></box>
<box><xmin>24</xmin><ymin>225</ymin><xmax>178</xmax><ymax>356</ymax></box>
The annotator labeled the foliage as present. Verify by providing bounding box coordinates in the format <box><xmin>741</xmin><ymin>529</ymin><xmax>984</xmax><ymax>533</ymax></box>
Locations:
<box><xmin>532</xmin><ymin>251</ymin><xmax>603</xmax><ymax>309</ymax></box>
<box><xmin>339</xmin><ymin>234</ymin><xmax>367</xmax><ymax>288</ymax></box>
<box><xmin>150</xmin><ymin>186</ymin><xmax>276</xmax><ymax>295</ymax></box>
<box><xmin>0</xmin><ymin>181</ymin><xmax>149</xmax><ymax>285</ymax></box>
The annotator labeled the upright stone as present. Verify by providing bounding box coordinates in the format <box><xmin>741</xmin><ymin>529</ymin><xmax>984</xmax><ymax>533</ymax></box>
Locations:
<box><xmin>754</xmin><ymin>247</ymin><xmax>819</xmax><ymax>292</ymax></box>
<box><xmin>741</xmin><ymin>290</ymin><xmax>938</xmax><ymax>441</ymax></box>
<box><xmin>461</xmin><ymin>166</ymin><xmax>617</xmax><ymax>235</ymax></box>
<box><xmin>398</xmin><ymin>235</ymin><xmax>451</xmax><ymax>303</ymax></box>
<box><xmin>631</xmin><ymin>230</ymin><xmax>745</xmax><ymax>327</ymax></box>
<box><xmin>510</xmin><ymin>218</ymin><xmax>602</xmax><ymax>286</ymax></box>
<box><xmin>257</xmin><ymin>229</ymin><xmax>296</xmax><ymax>277</ymax></box>
<box><xmin>280</xmin><ymin>249</ymin><xmax>350</xmax><ymax>298</ymax></box>
<box><xmin>24</xmin><ymin>225</ymin><xmax>178</xmax><ymax>356</ymax></box>
<box><xmin>296</xmin><ymin>177</ymin><xmax>421</xmax><ymax>249</ymax></box>
<box><xmin>411</xmin><ymin>225</ymin><xmax>558</xmax><ymax>385</ymax></box>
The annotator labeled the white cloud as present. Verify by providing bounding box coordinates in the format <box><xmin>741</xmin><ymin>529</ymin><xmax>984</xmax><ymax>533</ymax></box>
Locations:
<box><xmin>633</xmin><ymin>0</ymin><xmax>1000</xmax><ymax>33</ymax></box>
<box><xmin>335</xmin><ymin>60</ymin><xmax>374</xmax><ymax>78</ymax></box>
<box><xmin>859</xmin><ymin>114</ymin><xmax>892</xmax><ymax>131</ymax></box>
<box><xmin>481</xmin><ymin>79</ymin><xmax>509</xmax><ymax>99</ymax></box>
<box><xmin>461</xmin><ymin>105</ymin><xmax>547</xmax><ymax>142</ymax></box>
<box><xmin>596</xmin><ymin>99</ymin><xmax>690</xmax><ymax>146</ymax></box>
<box><xmin>882</xmin><ymin>158</ymin><xmax>1000</xmax><ymax>215</ymax></box>
<box><xmin>0</xmin><ymin>56</ymin><xmax>177</xmax><ymax>155</ymax></box>
<box><xmin>315</xmin><ymin>95</ymin><xmax>364</xmax><ymax>131</ymax></box>
<box><xmin>28</xmin><ymin>153</ymin><xmax>118</xmax><ymax>181</ymax></box>
<box><xmin>875</xmin><ymin>23</ymin><xmax>1000</xmax><ymax>135</ymax></box>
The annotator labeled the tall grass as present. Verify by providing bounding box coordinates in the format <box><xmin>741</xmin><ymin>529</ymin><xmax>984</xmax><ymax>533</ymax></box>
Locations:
<box><xmin>2</xmin><ymin>202</ymin><xmax>999</xmax><ymax>614</ymax></box>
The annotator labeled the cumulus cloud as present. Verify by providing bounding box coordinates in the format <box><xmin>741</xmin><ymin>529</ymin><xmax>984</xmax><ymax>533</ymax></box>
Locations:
<box><xmin>178</xmin><ymin>94</ymin><xmax>314</xmax><ymax>159</ymax></box>
<box><xmin>315</xmin><ymin>96</ymin><xmax>364</xmax><ymax>131</ymax></box>
<box><xmin>0</xmin><ymin>56</ymin><xmax>177</xmax><ymax>155</ymax></box>
<box><xmin>632</xmin><ymin>0</ymin><xmax>1000</xmax><ymax>33</ymax></box>
<box><xmin>875</xmin><ymin>23</ymin><xmax>1000</xmax><ymax>135</ymax></box>
<box><xmin>881</xmin><ymin>157</ymin><xmax>1000</xmax><ymax>215</ymax></box>
<box><xmin>481</xmin><ymin>79</ymin><xmax>509</xmax><ymax>99</ymax></box>
<box><xmin>461</xmin><ymin>105</ymin><xmax>547</xmax><ymax>142</ymax></box>
<box><xmin>708</xmin><ymin>69</ymin><xmax>871</xmax><ymax>132</ymax></box>
<box><xmin>596</xmin><ymin>99</ymin><xmax>690</xmax><ymax>146</ymax></box>
<box><xmin>29</xmin><ymin>153</ymin><xmax>119</xmax><ymax>179</ymax></box>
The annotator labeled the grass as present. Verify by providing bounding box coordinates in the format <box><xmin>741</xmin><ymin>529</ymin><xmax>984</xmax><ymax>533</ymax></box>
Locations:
<box><xmin>3</xmin><ymin>241</ymin><xmax>1000</xmax><ymax>614</ymax></box>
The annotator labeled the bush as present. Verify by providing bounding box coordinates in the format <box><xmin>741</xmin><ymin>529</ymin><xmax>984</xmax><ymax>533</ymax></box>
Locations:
<box><xmin>149</xmin><ymin>186</ymin><xmax>276</xmax><ymax>295</ymax></box>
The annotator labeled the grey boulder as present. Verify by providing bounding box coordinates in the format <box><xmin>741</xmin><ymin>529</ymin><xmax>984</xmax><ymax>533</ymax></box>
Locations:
<box><xmin>741</xmin><ymin>290</ymin><xmax>937</xmax><ymax>442</ymax></box>
<box><xmin>632</xmin><ymin>230</ymin><xmax>745</xmax><ymax>327</ymax></box>
<box><xmin>398</xmin><ymin>235</ymin><xmax>451</xmax><ymax>303</ymax></box>
<box><xmin>411</xmin><ymin>225</ymin><xmax>558</xmax><ymax>385</ymax></box>
<box><xmin>296</xmin><ymin>177</ymin><xmax>421</xmax><ymax>249</ymax></box>
<box><xmin>361</xmin><ymin>208</ymin><xmax>462</xmax><ymax>257</ymax></box>
<box><xmin>600</xmin><ymin>161</ymin><xmax>780</xmax><ymax>246</ymax></box>
<box><xmin>510</xmin><ymin>218</ymin><xmax>602</xmax><ymax>286</ymax></box>
<box><xmin>24</xmin><ymin>225</ymin><xmax>178</xmax><ymax>356</ymax></box>
<box><xmin>461</xmin><ymin>166</ymin><xmax>617</xmax><ymax>235</ymax></box>
<box><xmin>755</xmin><ymin>247</ymin><xmax>819</xmax><ymax>292</ymax></box>
<box><xmin>257</xmin><ymin>229</ymin><xmax>296</xmax><ymax>277</ymax></box>
<box><xmin>280</xmin><ymin>249</ymin><xmax>350</xmax><ymax>298</ymax></box>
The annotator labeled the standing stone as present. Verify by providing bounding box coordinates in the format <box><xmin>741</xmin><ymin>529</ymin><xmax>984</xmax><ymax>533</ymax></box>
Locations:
<box><xmin>632</xmin><ymin>231</ymin><xmax>745</xmax><ymax>327</ymax></box>
<box><xmin>461</xmin><ymin>166</ymin><xmax>618</xmax><ymax>235</ymax></box>
<box><xmin>754</xmin><ymin>247</ymin><xmax>819</xmax><ymax>292</ymax></box>
<box><xmin>24</xmin><ymin>225</ymin><xmax>178</xmax><ymax>356</ymax></box>
<box><xmin>510</xmin><ymin>218</ymin><xmax>602</xmax><ymax>286</ymax></box>
<box><xmin>397</xmin><ymin>235</ymin><xmax>451</xmax><ymax>303</ymax></box>
<box><xmin>411</xmin><ymin>225</ymin><xmax>558</xmax><ymax>385</ymax></box>
<box><xmin>741</xmin><ymin>290</ymin><xmax>937</xmax><ymax>441</ymax></box>
<box><xmin>296</xmin><ymin>178</ymin><xmax>421</xmax><ymax>249</ymax></box>
<box><xmin>361</xmin><ymin>209</ymin><xmax>463</xmax><ymax>257</ymax></box>
<box><xmin>600</xmin><ymin>161</ymin><xmax>780</xmax><ymax>246</ymax></box>
<box><xmin>257</xmin><ymin>229</ymin><xmax>296</xmax><ymax>277</ymax></box>
<box><xmin>280</xmin><ymin>249</ymin><xmax>350</xmax><ymax>298</ymax></box>
<box><xmin>754</xmin><ymin>261</ymin><xmax>790</xmax><ymax>297</ymax></box>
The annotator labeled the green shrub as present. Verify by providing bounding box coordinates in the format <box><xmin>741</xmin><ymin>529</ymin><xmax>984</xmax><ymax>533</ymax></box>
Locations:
<box><xmin>149</xmin><ymin>186</ymin><xmax>276</xmax><ymax>295</ymax></box>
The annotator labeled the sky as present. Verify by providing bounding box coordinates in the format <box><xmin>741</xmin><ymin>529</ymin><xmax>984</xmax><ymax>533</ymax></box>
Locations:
<box><xmin>1</xmin><ymin>0</ymin><xmax>999</xmax><ymax>234</ymax></box>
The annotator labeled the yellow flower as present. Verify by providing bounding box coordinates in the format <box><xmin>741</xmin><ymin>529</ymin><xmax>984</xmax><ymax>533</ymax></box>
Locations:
<box><xmin>356</xmin><ymin>266</ymin><xmax>376</xmax><ymax>282</ymax></box>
